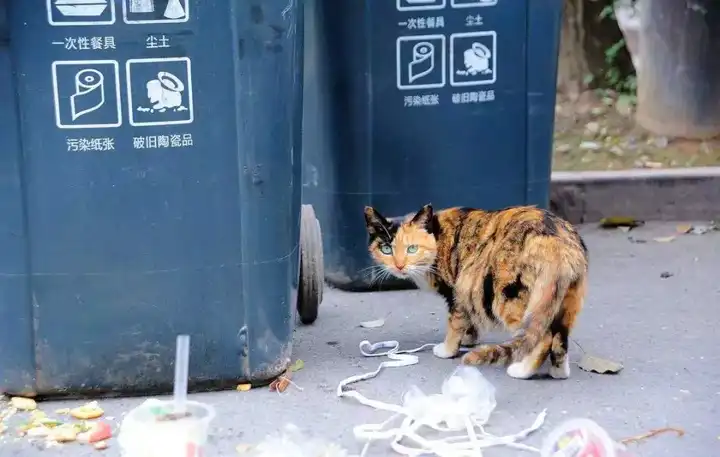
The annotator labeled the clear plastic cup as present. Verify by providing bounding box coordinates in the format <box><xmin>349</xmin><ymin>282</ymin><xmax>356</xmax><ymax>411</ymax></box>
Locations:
<box><xmin>540</xmin><ymin>418</ymin><xmax>636</xmax><ymax>457</ymax></box>
<box><xmin>117</xmin><ymin>398</ymin><xmax>216</xmax><ymax>457</ymax></box>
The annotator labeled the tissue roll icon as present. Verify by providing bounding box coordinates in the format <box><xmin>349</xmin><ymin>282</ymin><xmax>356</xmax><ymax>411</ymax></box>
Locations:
<box><xmin>71</xmin><ymin>69</ymin><xmax>105</xmax><ymax>121</ymax></box>
<box><xmin>408</xmin><ymin>42</ymin><xmax>435</xmax><ymax>83</ymax></box>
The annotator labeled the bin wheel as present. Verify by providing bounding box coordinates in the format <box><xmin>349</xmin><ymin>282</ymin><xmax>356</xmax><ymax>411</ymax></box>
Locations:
<box><xmin>297</xmin><ymin>204</ymin><xmax>324</xmax><ymax>325</ymax></box>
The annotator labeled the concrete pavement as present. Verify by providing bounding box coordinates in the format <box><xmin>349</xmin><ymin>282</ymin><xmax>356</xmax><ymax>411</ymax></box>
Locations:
<box><xmin>2</xmin><ymin>221</ymin><xmax>719</xmax><ymax>456</ymax></box>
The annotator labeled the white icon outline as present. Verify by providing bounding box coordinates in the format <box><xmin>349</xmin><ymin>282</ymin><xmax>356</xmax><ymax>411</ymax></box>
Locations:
<box><xmin>122</xmin><ymin>0</ymin><xmax>190</xmax><ymax>24</ymax></box>
<box><xmin>47</xmin><ymin>0</ymin><xmax>116</xmax><ymax>26</ymax></box>
<box><xmin>126</xmin><ymin>57</ymin><xmax>194</xmax><ymax>127</ymax></box>
<box><xmin>396</xmin><ymin>35</ymin><xmax>446</xmax><ymax>90</ymax></box>
<box><xmin>450</xmin><ymin>0</ymin><xmax>498</xmax><ymax>8</ymax></box>
<box><xmin>52</xmin><ymin>60</ymin><xmax>122</xmax><ymax>129</ymax></box>
<box><xmin>450</xmin><ymin>31</ymin><xmax>497</xmax><ymax>87</ymax></box>
<box><xmin>397</xmin><ymin>0</ymin><xmax>446</xmax><ymax>12</ymax></box>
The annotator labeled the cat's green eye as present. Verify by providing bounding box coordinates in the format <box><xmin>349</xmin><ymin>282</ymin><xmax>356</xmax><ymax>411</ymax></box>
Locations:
<box><xmin>407</xmin><ymin>245</ymin><xmax>419</xmax><ymax>254</ymax></box>
<box><xmin>380</xmin><ymin>244</ymin><xmax>393</xmax><ymax>255</ymax></box>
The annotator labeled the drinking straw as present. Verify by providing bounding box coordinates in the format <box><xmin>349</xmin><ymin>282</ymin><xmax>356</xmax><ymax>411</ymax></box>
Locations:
<box><xmin>173</xmin><ymin>334</ymin><xmax>190</xmax><ymax>415</ymax></box>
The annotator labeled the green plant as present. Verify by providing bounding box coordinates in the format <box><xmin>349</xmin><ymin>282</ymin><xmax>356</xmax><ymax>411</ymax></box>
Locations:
<box><xmin>587</xmin><ymin>3</ymin><xmax>638</xmax><ymax>104</ymax></box>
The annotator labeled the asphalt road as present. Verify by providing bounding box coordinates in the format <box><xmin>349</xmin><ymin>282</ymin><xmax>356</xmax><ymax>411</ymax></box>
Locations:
<box><xmin>1</xmin><ymin>222</ymin><xmax>718</xmax><ymax>457</ymax></box>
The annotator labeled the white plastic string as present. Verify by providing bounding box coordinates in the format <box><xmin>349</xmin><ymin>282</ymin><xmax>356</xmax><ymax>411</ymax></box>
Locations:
<box><xmin>336</xmin><ymin>339</ymin><xmax>547</xmax><ymax>457</ymax></box>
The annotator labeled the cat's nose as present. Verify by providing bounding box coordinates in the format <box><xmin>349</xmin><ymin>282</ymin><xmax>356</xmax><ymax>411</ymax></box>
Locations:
<box><xmin>395</xmin><ymin>261</ymin><xmax>405</xmax><ymax>270</ymax></box>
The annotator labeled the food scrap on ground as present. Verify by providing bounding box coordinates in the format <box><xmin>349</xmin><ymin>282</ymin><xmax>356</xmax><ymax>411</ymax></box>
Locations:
<box><xmin>0</xmin><ymin>397</ymin><xmax>113</xmax><ymax>450</ymax></box>
<box><xmin>237</xmin><ymin>360</ymin><xmax>304</xmax><ymax>393</ymax></box>
<box><xmin>601</xmin><ymin>219</ymin><xmax>719</xmax><ymax>245</ymax></box>
<box><xmin>70</xmin><ymin>401</ymin><xmax>105</xmax><ymax>420</ymax></box>
<box><xmin>359</xmin><ymin>318</ymin><xmax>385</xmax><ymax>329</ymax></box>
<box><xmin>269</xmin><ymin>370</ymin><xmax>293</xmax><ymax>393</ymax></box>
<box><xmin>236</xmin><ymin>383</ymin><xmax>252</xmax><ymax>392</ymax></box>
<box><xmin>10</xmin><ymin>396</ymin><xmax>37</xmax><ymax>411</ymax></box>
<box><xmin>599</xmin><ymin>217</ymin><xmax>644</xmax><ymax>230</ymax></box>
<box><xmin>78</xmin><ymin>421</ymin><xmax>112</xmax><ymax>444</ymax></box>
<box><xmin>653</xmin><ymin>235</ymin><xmax>676</xmax><ymax>243</ymax></box>
<box><xmin>269</xmin><ymin>368</ymin><xmax>304</xmax><ymax>394</ymax></box>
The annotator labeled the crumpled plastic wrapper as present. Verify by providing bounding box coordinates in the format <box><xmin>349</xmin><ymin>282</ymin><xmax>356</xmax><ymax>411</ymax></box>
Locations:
<box><xmin>237</xmin><ymin>424</ymin><xmax>357</xmax><ymax>457</ymax></box>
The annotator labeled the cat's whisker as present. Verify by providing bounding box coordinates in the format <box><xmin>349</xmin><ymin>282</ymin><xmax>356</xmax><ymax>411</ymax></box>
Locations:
<box><xmin>360</xmin><ymin>265</ymin><xmax>387</xmax><ymax>282</ymax></box>
<box><xmin>358</xmin><ymin>265</ymin><xmax>382</xmax><ymax>274</ymax></box>
<box><xmin>367</xmin><ymin>266</ymin><xmax>395</xmax><ymax>286</ymax></box>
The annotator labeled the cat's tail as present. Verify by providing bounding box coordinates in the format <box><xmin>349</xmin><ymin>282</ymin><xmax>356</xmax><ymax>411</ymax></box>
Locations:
<box><xmin>463</xmin><ymin>265</ymin><xmax>571</xmax><ymax>366</ymax></box>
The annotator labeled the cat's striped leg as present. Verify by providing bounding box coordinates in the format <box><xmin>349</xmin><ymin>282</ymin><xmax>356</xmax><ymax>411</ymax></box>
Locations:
<box><xmin>460</xmin><ymin>326</ymin><xmax>478</xmax><ymax>346</ymax></box>
<box><xmin>433</xmin><ymin>308</ymin><xmax>470</xmax><ymax>359</ymax></box>
<box><xmin>549</xmin><ymin>275</ymin><xmax>586</xmax><ymax>379</ymax></box>
<box><xmin>506</xmin><ymin>332</ymin><xmax>553</xmax><ymax>379</ymax></box>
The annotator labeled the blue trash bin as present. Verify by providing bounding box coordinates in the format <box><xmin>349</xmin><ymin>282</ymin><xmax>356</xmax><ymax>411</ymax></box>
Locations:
<box><xmin>302</xmin><ymin>0</ymin><xmax>562</xmax><ymax>291</ymax></box>
<box><xmin>0</xmin><ymin>0</ymin><xmax>323</xmax><ymax>396</ymax></box>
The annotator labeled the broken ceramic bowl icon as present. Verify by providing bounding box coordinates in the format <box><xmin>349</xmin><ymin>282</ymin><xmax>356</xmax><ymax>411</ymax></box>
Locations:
<box><xmin>458</xmin><ymin>42</ymin><xmax>493</xmax><ymax>76</ymax></box>
<box><xmin>54</xmin><ymin>0</ymin><xmax>109</xmax><ymax>17</ymax></box>
<box><xmin>140</xmin><ymin>71</ymin><xmax>187</xmax><ymax>113</ymax></box>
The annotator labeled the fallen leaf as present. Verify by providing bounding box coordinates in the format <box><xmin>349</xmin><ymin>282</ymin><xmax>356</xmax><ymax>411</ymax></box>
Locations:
<box><xmin>660</xmin><ymin>271</ymin><xmax>673</xmax><ymax>279</ymax></box>
<box><xmin>359</xmin><ymin>319</ymin><xmax>385</xmax><ymax>329</ymax></box>
<box><xmin>289</xmin><ymin>359</ymin><xmax>305</xmax><ymax>372</ymax></box>
<box><xmin>577</xmin><ymin>355</ymin><xmax>623</xmax><ymax>374</ymax></box>
<box><xmin>236</xmin><ymin>384</ymin><xmax>252</xmax><ymax>392</ymax></box>
<box><xmin>653</xmin><ymin>236</ymin><xmax>676</xmax><ymax>243</ymax></box>
<box><xmin>676</xmin><ymin>224</ymin><xmax>693</xmax><ymax>234</ymax></box>
<box><xmin>620</xmin><ymin>427</ymin><xmax>684</xmax><ymax>445</ymax></box>
<box><xmin>10</xmin><ymin>397</ymin><xmax>37</xmax><ymax>411</ymax></box>
<box><xmin>599</xmin><ymin>217</ymin><xmax>644</xmax><ymax>229</ymax></box>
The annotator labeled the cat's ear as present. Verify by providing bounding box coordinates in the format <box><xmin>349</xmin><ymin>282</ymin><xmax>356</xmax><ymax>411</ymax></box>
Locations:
<box><xmin>364</xmin><ymin>206</ymin><xmax>391</xmax><ymax>237</ymax></box>
<box><xmin>410</xmin><ymin>203</ymin><xmax>434</xmax><ymax>231</ymax></box>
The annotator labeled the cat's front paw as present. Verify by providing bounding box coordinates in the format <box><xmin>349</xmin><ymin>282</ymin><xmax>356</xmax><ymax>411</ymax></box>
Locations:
<box><xmin>549</xmin><ymin>358</ymin><xmax>571</xmax><ymax>379</ymax></box>
<box><xmin>432</xmin><ymin>343</ymin><xmax>457</xmax><ymax>359</ymax></box>
<box><xmin>506</xmin><ymin>361</ymin><xmax>537</xmax><ymax>379</ymax></box>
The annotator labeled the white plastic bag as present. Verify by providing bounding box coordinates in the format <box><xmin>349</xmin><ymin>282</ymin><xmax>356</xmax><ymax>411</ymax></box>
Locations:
<box><xmin>401</xmin><ymin>366</ymin><xmax>497</xmax><ymax>432</ymax></box>
<box><xmin>238</xmin><ymin>424</ymin><xmax>355</xmax><ymax>457</ymax></box>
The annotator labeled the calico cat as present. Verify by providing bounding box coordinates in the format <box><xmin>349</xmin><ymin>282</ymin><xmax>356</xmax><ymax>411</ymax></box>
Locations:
<box><xmin>363</xmin><ymin>203</ymin><xmax>588</xmax><ymax>380</ymax></box>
